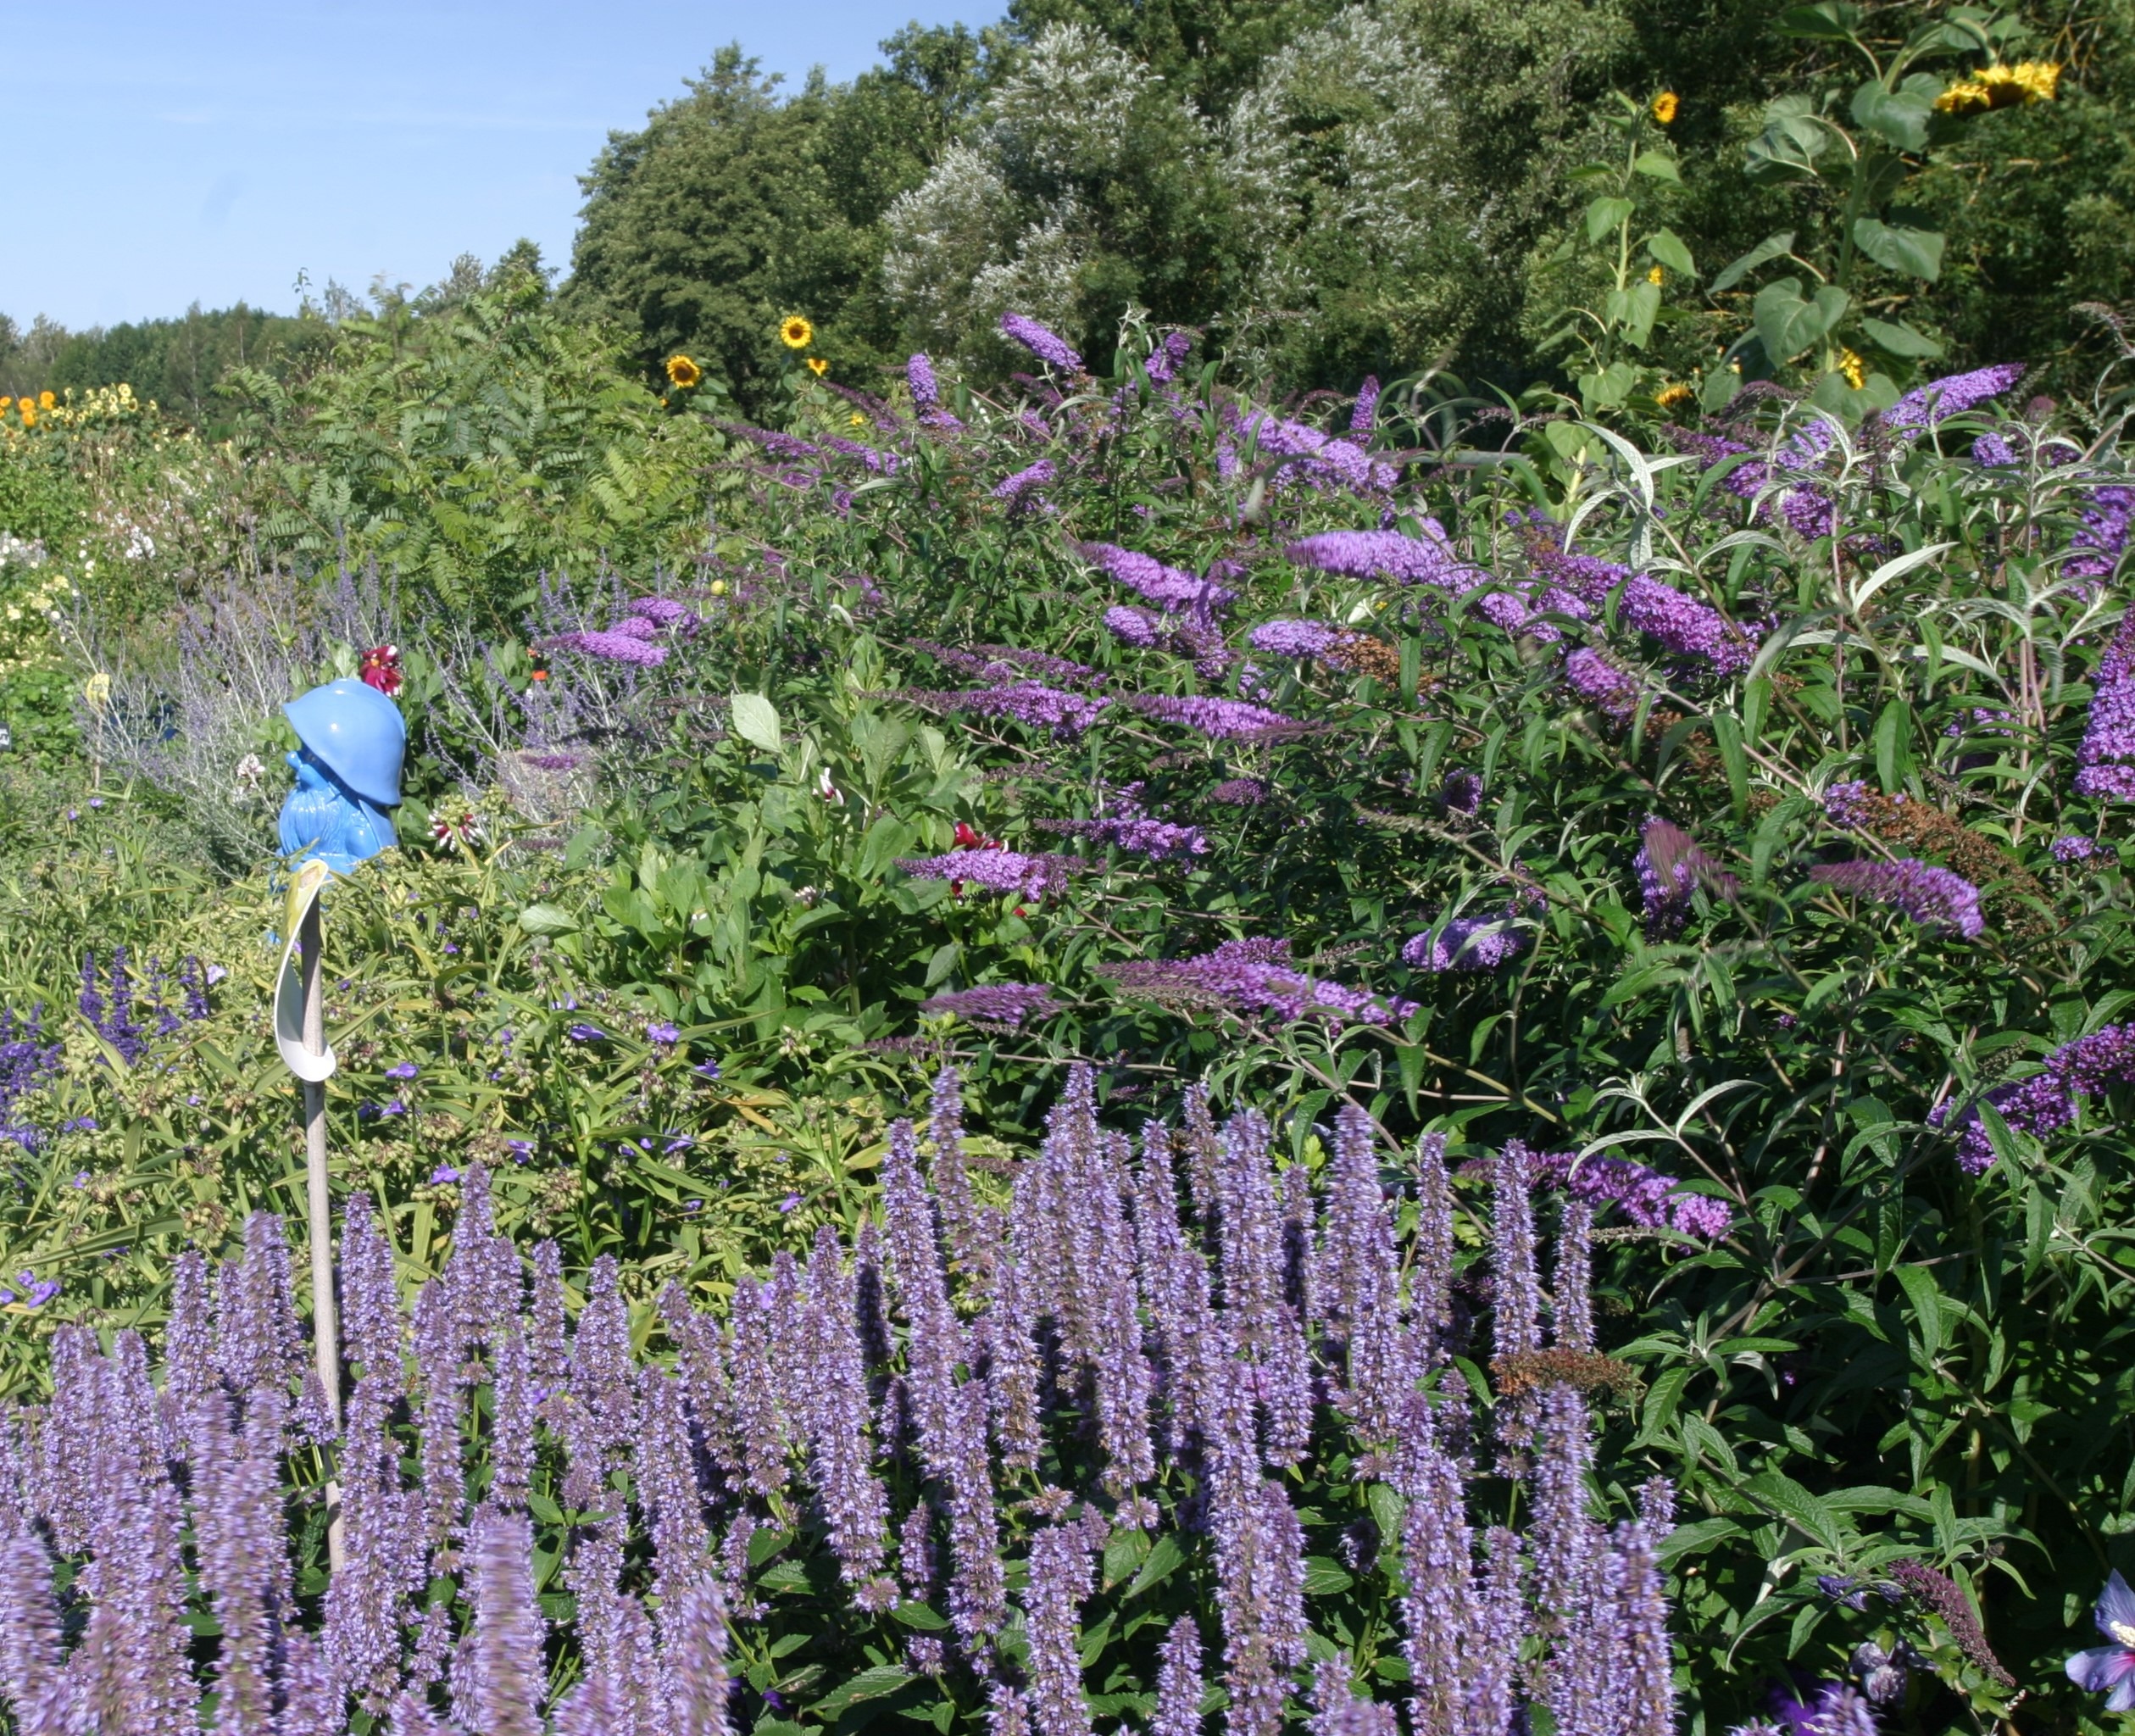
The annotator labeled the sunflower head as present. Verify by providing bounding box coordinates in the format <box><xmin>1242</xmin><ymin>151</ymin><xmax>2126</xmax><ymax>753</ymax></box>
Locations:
<box><xmin>18</xmin><ymin>403</ymin><xmax>34</xmax><ymax>428</ymax></box>
<box><xmin>1655</xmin><ymin>383</ymin><xmax>1693</xmax><ymax>413</ymax></box>
<box><xmin>780</xmin><ymin>316</ymin><xmax>815</xmax><ymax>350</ymax></box>
<box><xmin>1651</xmin><ymin>91</ymin><xmax>1678</xmax><ymax>125</ymax></box>
<box><xmin>665</xmin><ymin>353</ymin><xmax>703</xmax><ymax>389</ymax></box>
<box><xmin>807</xmin><ymin>357</ymin><xmax>829</xmax><ymax>376</ymax></box>
<box><xmin>37</xmin><ymin>391</ymin><xmax>54</xmax><ymax>410</ymax></box>
<box><xmin>1647</xmin><ymin>265</ymin><xmax>1665</xmax><ymax>287</ymax></box>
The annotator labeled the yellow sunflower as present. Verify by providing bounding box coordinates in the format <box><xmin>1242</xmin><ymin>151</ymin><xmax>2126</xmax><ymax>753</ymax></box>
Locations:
<box><xmin>1838</xmin><ymin>348</ymin><xmax>1865</xmax><ymax>390</ymax></box>
<box><xmin>1647</xmin><ymin>265</ymin><xmax>1665</xmax><ymax>286</ymax></box>
<box><xmin>1651</xmin><ymin>91</ymin><xmax>1679</xmax><ymax>125</ymax></box>
<box><xmin>780</xmin><ymin>315</ymin><xmax>815</xmax><ymax>350</ymax></box>
<box><xmin>18</xmin><ymin>402</ymin><xmax>34</xmax><ymax>429</ymax></box>
<box><xmin>1938</xmin><ymin>60</ymin><xmax>2060</xmax><ymax>113</ymax></box>
<box><xmin>1655</xmin><ymin>383</ymin><xmax>1693</xmax><ymax>412</ymax></box>
<box><xmin>37</xmin><ymin>391</ymin><xmax>54</xmax><ymax>410</ymax></box>
<box><xmin>807</xmin><ymin>357</ymin><xmax>829</xmax><ymax>376</ymax></box>
<box><xmin>665</xmin><ymin>353</ymin><xmax>703</xmax><ymax>389</ymax></box>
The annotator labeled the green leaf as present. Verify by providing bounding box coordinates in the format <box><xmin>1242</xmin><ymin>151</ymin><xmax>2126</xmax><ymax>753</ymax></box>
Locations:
<box><xmin>1646</xmin><ymin>229</ymin><xmax>1697</xmax><ymax>276</ymax></box>
<box><xmin>1303</xmin><ymin>1557</ymin><xmax>1354</xmax><ymax>1595</ymax></box>
<box><xmin>892</xmin><ymin>1602</ymin><xmax>950</xmax><ymax>1631</ymax></box>
<box><xmin>1850</xmin><ymin>81</ymin><xmax>1934</xmax><ymax>152</ymax></box>
<box><xmin>1776</xmin><ymin>3</ymin><xmax>1860</xmax><ymax>40</ymax></box>
<box><xmin>1744</xmin><ymin>1470</ymin><xmax>1846</xmax><ymax>1553</ymax></box>
<box><xmin>517</xmin><ymin>903</ymin><xmax>579</xmax><ymax>936</ymax></box>
<box><xmin>730</xmin><ymin>692</ymin><xmax>783</xmax><ymax>754</ymax></box>
<box><xmin>1754</xmin><ymin>279</ymin><xmax>1851</xmax><ymax>361</ymax></box>
<box><xmin>1858</xmin><ymin>315</ymin><xmax>1942</xmax><ymax>359</ymax></box>
<box><xmin>1711</xmin><ymin>231</ymin><xmax>1797</xmax><ymax>295</ymax></box>
<box><xmin>1852</xmin><ymin>218</ymin><xmax>1945</xmax><ymax>281</ymax></box>
<box><xmin>813</xmin><ymin>1666</ymin><xmax>913</xmax><ymax>1721</ymax></box>
<box><xmin>1621</xmin><ymin>279</ymin><xmax>1661</xmax><ymax>349</ymax></box>
<box><xmin>1632</xmin><ymin>151</ymin><xmax>1681</xmax><ymax>182</ymax></box>
<box><xmin>1872</xmin><ymin>698</ymin><xmax>1913</xmax><ymax>791</ymax></box>
<box><xmin>1586</xmin><ymin>195</ymin><xmax>1635</xmax><ymax>243</ymax></box>
<box><xmin>1124</xmin><ymin>1533</ymin><xmax>1184</xmax><ymax>1598</ymax></box>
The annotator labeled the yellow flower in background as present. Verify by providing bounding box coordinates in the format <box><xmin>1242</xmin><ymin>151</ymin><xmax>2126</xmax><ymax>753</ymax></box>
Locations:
<box><xmin>1938</xmin><ymin>60</ymin><xmax>2060</xmax><ymax>112</ymax></box>
<box><xmin>36</xmin><ymin>391</ymin><xmax>53</xmax><ymax>410</ymax></box>
<box><xmin>1651</xmin><ymin>91</ymin><xmax>1679</xmax><ymax>124</ymax></box>
<box><xmin>1656</xmin><ymin>383</ymin><xmax>1693</xmax><ymax>410</ymax></box>
<box><xmin>18</xmin><ymin>402</ymin><xmax>34</xmax><ymax>428</ymax></box>
<box><xmin>709</xmin><ymin>579</ymin><xmax>728</xmax><ymax>597</ymax></box>
<box><xmin>664</xmin><ymin>353</ymin><xmax>703</xmax><ymax>389</ymax></box>
<box><xmin>807</xmin><ymin>357</ymin><xmax>829</xmax><ymax>376</ymax></box>
<box><xmin>849</xmin><ymin>413</ymin><xmax>865</xmax><ymax>427</ymax></box>
<box><xmin>1838</xmin><ymin>349</ymin><xmax>1865</xmax><ymax>390</ymax></box>
<box><xmin>780</xmin><ymin>316</ymin><xmax>814</xmax><ymax>350</ymax></box>
<box><xmin>1647</xmin><ymin>265</ymin><xmax>1665</xmax><ymax>286</ymax></box>
<box><xmin>83</xmin><ymin>671</ymin><xmax>111</xmax><ymax>710</ymax></box>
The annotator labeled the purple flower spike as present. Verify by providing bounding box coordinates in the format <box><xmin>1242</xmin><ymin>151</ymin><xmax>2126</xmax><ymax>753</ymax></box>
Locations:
<box><xmin>2077</xmin><ymin>614</ymin><xmax>2135</xmax><ymax>798</ymax></box>
<box><xmin>1810</xmin><ymin>859</ymin><xmax>1984</xmax><ymax>938</ymax></box>
<box><xmin>1934</xmin><ymin>1022</ymin><xmax>2135</xmax><ymax>1174</ymax></box>
<box><xmin>920</xmin><ymin>983</ymin><xmax>1059</xmax><ymax>1029</ymax></box>
<box><xmin>2069</xmin><ymin>1571</ymin><xmax>2135</xmax><ymax>1711</ymax></box>
<box><xmin>1000</xmin><ymin>313</ymin><xmax>1083</xmax><ymax>373</ymax></box>
<box><xmin>1129</xmin><ymin>693</ymin><xmax>1304</xmax><ymax>741</ymax></box>
<box><xmin>908</xmin><ymin>353</ymin><xmax>940</xmax><ymax>410</ymax></box>
<box><xmin>540</xmin><ymin>631</ymin><xmax>670</xmax><ymax>669</ymax></box>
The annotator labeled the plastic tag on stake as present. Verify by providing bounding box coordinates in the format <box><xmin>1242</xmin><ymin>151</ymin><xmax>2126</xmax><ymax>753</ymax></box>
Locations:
<box><xmin>274</xmin><ymin>857</ymin><xmax>337</xmax><ymax>1082</ymax></box>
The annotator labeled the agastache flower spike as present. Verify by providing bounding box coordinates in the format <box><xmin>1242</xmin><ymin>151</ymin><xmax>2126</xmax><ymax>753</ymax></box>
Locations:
<box><xmin>460</xmin><ymin>1505</ymin><xmax>546</xmax><ymax>1736</ymax></box>
<box><xmin>1023</xmin><ymin>1525</ymin><xmax>1098</xmax><ymax>1736</ymax></box>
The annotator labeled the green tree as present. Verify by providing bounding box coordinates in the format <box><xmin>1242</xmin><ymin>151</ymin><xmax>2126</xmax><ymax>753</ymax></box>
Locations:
<box><xmin>565</xmin><ymin>36</ymin><xmax>985</xmax><ymax>410</ymax></box>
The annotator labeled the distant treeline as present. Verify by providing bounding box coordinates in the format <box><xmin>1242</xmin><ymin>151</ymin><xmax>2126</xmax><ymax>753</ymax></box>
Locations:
<box><xmin>0</xmin><ymin>304</ymin><xmax>329</xmax><ymax>433</ymax></box>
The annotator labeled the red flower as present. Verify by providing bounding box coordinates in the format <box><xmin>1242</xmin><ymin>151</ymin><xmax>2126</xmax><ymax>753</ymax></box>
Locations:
<box><xmin>359</xmin><ymin>645</ymin><xmax>403</xmax><ymax>697</ymax></box>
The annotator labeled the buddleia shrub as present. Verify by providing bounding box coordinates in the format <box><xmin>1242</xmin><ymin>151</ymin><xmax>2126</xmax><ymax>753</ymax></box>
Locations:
<box><xmin>0</xmin><ymin>1067</ymin><xmax>1704</xmax><ymax>1734</ymax></box>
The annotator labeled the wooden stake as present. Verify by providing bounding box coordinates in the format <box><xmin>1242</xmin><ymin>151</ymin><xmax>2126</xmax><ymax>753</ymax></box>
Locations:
<box><xmin>298</xmin><ymin>894</ymin><xmax>346</xmax><ymax>1573</ymax></box>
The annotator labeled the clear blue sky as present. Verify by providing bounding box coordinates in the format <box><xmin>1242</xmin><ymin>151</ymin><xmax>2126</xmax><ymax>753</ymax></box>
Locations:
<box><xmin>3</xmin><ymin>1</ymin><xmax>996</xmax><ymax>332</ymax></box>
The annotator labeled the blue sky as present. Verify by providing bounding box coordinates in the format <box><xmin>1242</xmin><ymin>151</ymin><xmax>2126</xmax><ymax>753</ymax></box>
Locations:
<box><xmin>3</xmin><ymin>1</ymin><xmax>995</xmax><ymax>331</ymax></box>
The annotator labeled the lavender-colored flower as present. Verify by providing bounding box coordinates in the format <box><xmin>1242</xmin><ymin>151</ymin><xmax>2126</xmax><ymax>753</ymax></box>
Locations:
<box><xmin>1619</xmin><ymin>575</ymin><xmax>1753</xmax><ymax>672</ymax></box>
<box><xmin>1233</xmin><ymin>409</ymin><xmax>1394</xmax><ymax>494</ymax></box>
<box><xmin>386</xmin><ymin>1060</ymin><xmax>420</xmax><ymax>1081</ymax></box>
<box><xmin>1129</xmin><ymin>692</ymin><xmax>1304</xmax><ymax>740</ymax></box>
<box><xmin>1023</xmin><ymin>1525</ymin><xmax>1097</xmax><ymax>1736</ymax></box>
<box><xmin>1308</xmin><ymin>1654</ymin><xmax>1398</xmax><ymax>1736</ymax></box>
<box><xmin>648</xmin><ymin>1021</ymin><xmax>681</xmax><ymax>1044</ymax></box>
<box><xmin>1440</xmin><ymin>771</ymin><xmax>1483</xmax><ymax>815</ymax></box>
<box><xmin>1153</xmin><ymin>1615</ymin><xmax>1204</xmax><ymax>1736</ymax></box>
<box><xmin>1106</xmin><ymin>938</ymin><xmax>1417</xmax><ymax>1028</ymax></box>
<box><xmin>921</xmin><ymin>982</ymin><xmax>1059</xmax><ymax>1029</ymax></box>
<box><xmin>567</xmin><ymin>1022</ymin><xmax>609</xmax><ymax>1042</ymax></box>
<box><xmin>1285</xmin><ymin>526</ymin><xmax>1465</xmax><ymax>587</ymax></box>
<box><xmin>1394</xmin><ymin>1396</ymin><xmax>1479</xmax><ymax>1736</ymax></box>
<box><xmin>2054</xmin><ymin>834</ymin><xmax>2099</xmax><ymax>862</ymax></box>
<box><xmin>912</xmin><ymin>641</ymin><xmax>1099</xmax><ymax>687</ymax></box>
<box><xmin>1769</xmin><ymin>1681</ymin><xmax>1878</xmax><ymax>1736</ymax></box>
<box><xmin>1207</xmin><ymin>778</ymin><xmax>1267</xmax><ymax>805</ymax></box>
<box><xmin>1401</xmin><ymin>911</ymin><xmax>1527</xmax><ymax>972</ymax></box>
<box><xmin>455</xmin><ymin>1506</ymin><xmax>546</xmax><ymax>1735</ymax></box>
<box><xmin>1563</xmin><ymin>647</ymin><xmax>1641</xmax><ymax>719</ymax></box>
<box><xmin>1937</xmin><ymin>1021</ymin><xmax>2135</xmax><ymax>1173</ymax></box>
<box><xmin>2068</xmin><ymin>1570</ymin><xmax>2135</xmax><ymax>1710</ymax></box>
<box><xmin>1105</xmin><ymin>604</ymin><xmax>1161</xmax><ymax>647</ymax></box>
<box><xmin>908</xmin><ymin>353</ymin><xmax>940</xmax><ymax>410</ymax></box>
<box><xmin>609</xmin><ymin>615</ymin><xmax>661</xmax><ymax>641</ymax></box>
<box><xmin>1885</xmin><ymin>362</ymin><xmax>2026</xmax><ymax>432</ymax></box>
<box><xmin>1504</xmin><ymin>1147</ymin><xmax>1732</xmax><ymax>1238</ymax></box>
<box><xmin>910</xmin><ymin>682</ymin><xmax>1111</xmax><ymax>737</ymax></box>
<box><xmin>540</xmin><ymin>630</ymin><xmax>670</xmax><ymax>668</ymax></box>
<box><xmin>1492</xmin><ymin>1142</ymin><xmax>1543</xmax><ymax>1370</ymax></box>
<box><xmin>896</xmin><ymin>850</ymin><xmax>1088</xmax><ymax>898</ymax></box>
<box><xmin>662</xmin><ymin>1573</ymin><xmax>735</xmax><ymax>1736</ymax></box>
<box><xmin>1076</xmin><ymin>542</ymin><xmax>1237</xmax><ymax>613</ymax></box>
<box><xmin>1554</xmin><ymin>1200</ymin><xmax>1594</xmax><ymax>1354</ymax></box>
<box><xmin>1810</xmin><ymin>858</ymin><xmax>1984</xmax><ymax>938</ymax></box>
<box><xmin>1316</xmin><ymin>1106</ymin><xmax>1410</xmax><ymax>1439</ymax></box>
<box><xmin>791</xmin><ymin>1229</ymin><xmax>892</xmax><ymax>1591</ymax></box>
<box><xmin>2070</xmin><ymin>485</ymin><xmax>2134</xmax><ymax>580</ymax></box>
<box><xmin>2077</xmin><ymin>613</ymin><xmax>2135</xmax><ymax>798</ymax></box>
<box><xmin>1000</xmin><ymin>313</ymin><xmax>1083</xmax><ymax>371</ymax></box>
<box><xmin>1972</xmin><ymin>431</ymin><xmax>2016</xmax><ymax>467</ymax></box>
<box><xmin>993</xmin><ymin>459</ymin><xmax>1056</xmax><ymax>501</ymax></box>
<box><xmin>1248</xmin><ymin>620</ymin><xmax>1342</xmax><ymax>658</ymax></box>
<box><xmin>1350</xmin><ymin>375</ymin><xmax>1380</xmax><ymax>435</ymax></box>
<box><xmin>1822</xmin><ymin>779</ymin><xmax>1876</xmax><ymax>827</ymax></box>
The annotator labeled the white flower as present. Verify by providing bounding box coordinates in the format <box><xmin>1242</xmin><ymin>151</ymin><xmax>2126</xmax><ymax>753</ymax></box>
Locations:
<box><xmin>815</xmin><ymin>766</ymin><xmax>843</xmax><ymax>804</ymax></box>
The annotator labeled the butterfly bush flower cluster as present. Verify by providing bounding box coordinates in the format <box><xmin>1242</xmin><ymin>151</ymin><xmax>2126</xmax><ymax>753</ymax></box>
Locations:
<box><xmin>1402</xmin><ymin>911</ymin><xmax>1529</xmax><ymax>974</ymax></box>
<box><xmin>2075</xmin><ymin>611</ymin><xmax>2135</xmax><ymax>798</ymax></box>
<box><xmin>1130</xmin><ymin>693</ymin><xmax>1305</xmax><ymax>741</ymax></box>
<box><xmin>904</xmin><ymin>683</ymin><xmax>1112</xmax><ymax>740</ymax></box>
<box><xmin>918</xmin><ymin>983</ymin><xmax>1060</xmax><ymax>1030</ymax></box>
<box><xmin>999</xmin><ymin>314</ymin><xmax>1083</xmax><ymax>374</ymax></box>
<box><xmin>1106</xmin><ymin>938</ymin><xmax>1416</xmax><ymax>1027</ymax></box>
<box><xmin>1471</xmin><ymin>1148</ymin><xmax>1733</xmax><ymax>1240</ymax></box>
<box><xmin>1809</xmin><ymin>859</ymin><xmax>1985</xmax><ymax>939</ymax></box>
<box><xmin>898</xmin><ymin>849</ymin><xmax>1089</xmax><ymax>900</ymax></box>
<box><xmin>1931</xmin><ymin>1021</ymin><xmax>2135</xmax><ymax>1174</ymax></box>
<box><xmin>0</xmin><ymin>1074</ymin><xmax>1687</xmax><ymax>1736</ymax></box>
<box><xmin>1076</xmin><ymin>542</ymin><xmax>1237</xmax><ymax>615</ymax></box>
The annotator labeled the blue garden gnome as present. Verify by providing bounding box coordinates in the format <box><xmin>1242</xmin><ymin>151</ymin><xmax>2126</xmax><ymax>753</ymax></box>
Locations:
<box><xmin>277</xmin><ymin>677</ymin><xmax>405</xmax><ymax>874</ymax></box>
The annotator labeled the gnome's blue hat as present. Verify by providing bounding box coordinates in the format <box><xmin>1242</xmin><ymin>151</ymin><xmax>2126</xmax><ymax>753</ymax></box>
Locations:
<box><xmin>284</xmin><ymin>678</ymin><xmax>405</xmax><ymax>808</ymax></box>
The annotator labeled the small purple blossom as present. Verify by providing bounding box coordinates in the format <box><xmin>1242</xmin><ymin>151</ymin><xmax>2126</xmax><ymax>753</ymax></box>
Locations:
<box><xmin>1130</xmin><ymin>692</ymin><xmax>1305</xmax><ymax>740</ymax></box>
<box><xmin>908</xmin><ymin>353</ymin><xmax>940</xmax><ymax>410</ymax></box>
<box><xmin>1972</xmin><ymin>432</ymin><xmax>2017</xmax><ymax>467</ymax></box>
<box><xmin>1208</xmin><ymin>778</ymin><xmax>1267</xmax><ymax>805</ymax></box>
<box><xmin>1105</xmin><ymin>605</ymin><xmax>1161</xmax><ymax>647</ymax></box>
<box><xmin>1105</xmin><ymin>938</ymin><xmax>1416</xmax><ymax>1027</ymax></box>
<box><xmin>1248</xmin><ymin>620</ymin><xmax>1342</xmax><ymax>658</ymax></box>
<box><xmin>2077</xmin><ymin>612</ymin><xmax>2135</xmax><ymax>798</ymax></box>
<box><xmin>386</xmin><ymin>1061</ymin><xmax>420</xmax><ymax>1081</ymax></box>
<box><xmin>539</xmin><ymin>631</ymin><xmax>670</xmax><ymax>668</ymax></box>
<box><xmin>2068</xmin><ymin>1570</ymin><xmax>2135</xmax><ymax>1711</ymax></box>
<box><xmin>992</xmin><ymin>459</ymin><xmax>1057</xmax><ymax>502</ymax></box>
<box><xmin>2054</xmin><ymin>835</ymin><xmax>2099</xmax><ymax>862</ymax></box>
<box><xmin>1076</xmin><ymin>542</ymin><xmax>1237</xmax><ymax>613</ymax></box>
<box><xmin>566</xmin><ymin>1023</ymin><xmax>608</xmax><ymax>1043</ymax></box>
<box><xmin>1810</xmin><ymin>859</ymin><xmax>1984</xmax><ymax>938</ymax></box>
<box><xmin>1933</xmin><ymin>1021</ymin><xmax>2135</xmax><ymax>1173</ymax></box>
<box><xmin>1000</xmin><ymin>313</ymin><xmax>1083</xmax><ymax>372</ymax></box>
<box><xmin>1285</xmin><ymin>526</ymin><xmax>1465</xmax><ymax>586</ymax></box>
<box><xmin>897</xmin><ymin>851</ymin><xmax>1089</xmax><ymax>899</ymax></box>
<box><xmin>920</xmin><ymin>983</ymin><xmax>1061</xmax><ymax>1029</ymax></box>
<box><xmin>648</xmin><ymin>1021</ymin><xmax>681</xmax><ymax>1044</ymax></box>
<box><xmin>1885</xmin><ymin>362</ymin><xmax>2027</xmax><ymax>432</ymax></box>
<box><xmin>1563</xmin><ymin>648</ymin><xmax>1641</xmax><ymax>719</ymax></box>
<box><xmin>1401</xmin><ymin>912</ymin><xmax>1528</xmax><ymax>972</ymax></box>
